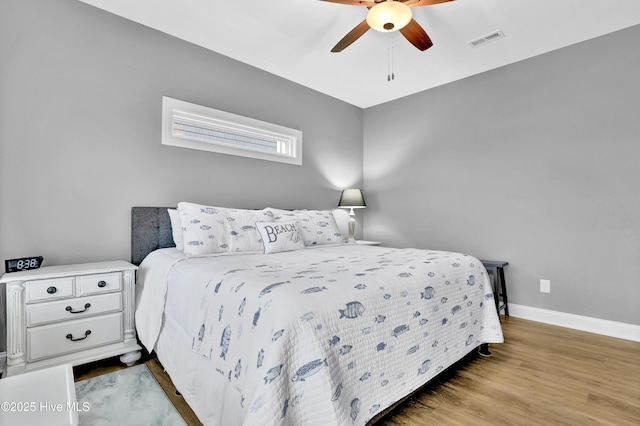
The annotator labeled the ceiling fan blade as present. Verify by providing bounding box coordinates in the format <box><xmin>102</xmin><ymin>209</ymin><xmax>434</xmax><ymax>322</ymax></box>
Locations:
<box><xmin>320</xmin><ymin>0</ymin><xmax>371</xmax><ymax>6</ymax></box>
<box><xmin>404</xmin><ymin>0</ymin><xmax>454</xmax><ymax>7</ymax></box>
<box><xmin>399</xmin><ymin>19</ymin><xmax>433</xmax><ymax>51</ymax></box>
<box><xmin>331</xmin><ymin>20</ymin><xmax>371</xmax><ymax>52</ymax></box>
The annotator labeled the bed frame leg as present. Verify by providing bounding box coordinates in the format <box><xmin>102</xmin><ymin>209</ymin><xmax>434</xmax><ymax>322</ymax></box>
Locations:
<box><xmin>478</xmin><ymin>343</ymin><xmax>492</xmax><ymax>357</ymax></box>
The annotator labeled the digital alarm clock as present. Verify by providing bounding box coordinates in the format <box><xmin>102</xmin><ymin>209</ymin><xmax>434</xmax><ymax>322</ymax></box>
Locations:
<box><xmin>4</xmin><ymin>256</ymin><xmax>44</xmax><ymax>273</ymax></box>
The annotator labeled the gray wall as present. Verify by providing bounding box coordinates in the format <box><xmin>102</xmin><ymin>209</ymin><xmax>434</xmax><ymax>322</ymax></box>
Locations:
<box><xmin>0</xmin><ymin>0</ymin><xmax>364</xmax><ymax>267</ymax></box>
<box><xmin>0</xmin><ymin>0</ymin><xmax>363</xmax><ymax>353</ymax></box>
<box><xmin>363</xmin><ymin>25</ymin><xmax>640</xmax><ymax>325</ymax></box>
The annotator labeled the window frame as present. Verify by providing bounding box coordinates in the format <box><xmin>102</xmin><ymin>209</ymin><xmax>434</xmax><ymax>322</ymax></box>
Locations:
<box><xmin>161</xmin><ymin>96</ymin><xmax>302</xmax><ymax>165</ymax></box>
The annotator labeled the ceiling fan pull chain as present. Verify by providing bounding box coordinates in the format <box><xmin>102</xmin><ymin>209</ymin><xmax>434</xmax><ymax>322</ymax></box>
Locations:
<box><xmin>391</xmin><ymin>35</ymin><xmax>395</xmax><ymax>81</ymax></box>
<box><xmin>387</xmin><ymin>35</ymin><xmax>391</xmax><ymax>81</ymax></box>
<box><xmin>387</xmin><ymin>34</ymin><xmax>395</xmax><ymax>82</ymax></box>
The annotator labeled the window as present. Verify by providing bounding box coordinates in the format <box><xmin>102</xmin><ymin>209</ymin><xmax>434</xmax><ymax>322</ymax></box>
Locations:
<box><xmin>161</xmin><ymin>96</ymin><xmax>302</xmax><ymax>165</ymax></box>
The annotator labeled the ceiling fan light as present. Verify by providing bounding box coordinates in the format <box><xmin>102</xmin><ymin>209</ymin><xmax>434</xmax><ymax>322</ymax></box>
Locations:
<box><xmin>366</xmin><ymin>1</ymin><xmax>412</xmax><ymax>33</ymax></box>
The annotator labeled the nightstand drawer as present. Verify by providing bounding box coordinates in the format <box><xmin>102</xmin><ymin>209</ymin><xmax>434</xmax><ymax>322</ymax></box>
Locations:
<box><xmin>26</xmin><ymin>293</ymin><xmax>123</xmax><ymax>327</ymax></box>
<box><xmin>26</xmin><ymin>277</ymin><xmax>75</xmax><ymax>302</ymax></box>
<box><xmin>78</xmin><ymin>272</ymin><xmax>122</xmax><ymax>295</ymax></box>
<box><xmin>28</xmin><ymin>312</ymin><xmax>123</xmax><ymax>361</ymax></box>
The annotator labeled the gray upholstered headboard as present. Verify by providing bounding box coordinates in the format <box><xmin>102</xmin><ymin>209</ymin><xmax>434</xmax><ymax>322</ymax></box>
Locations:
<box><xmin>131</xmin><ymin>207</ymin><xmax>176</xmax><ymax>265</ymax></box>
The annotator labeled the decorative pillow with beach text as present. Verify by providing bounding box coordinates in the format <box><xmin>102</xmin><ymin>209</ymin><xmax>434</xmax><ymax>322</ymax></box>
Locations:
<box><xmin>255</xmin><ymin>220</ymin><xmax>306</xmax><ymax>254</ymax></box>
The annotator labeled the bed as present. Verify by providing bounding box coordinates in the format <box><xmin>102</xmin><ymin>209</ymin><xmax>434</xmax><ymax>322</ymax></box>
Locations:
<box><xmin>132</xmin><ymin>205</ymin><xmax>504</xmax><ymax>425</ymax></box>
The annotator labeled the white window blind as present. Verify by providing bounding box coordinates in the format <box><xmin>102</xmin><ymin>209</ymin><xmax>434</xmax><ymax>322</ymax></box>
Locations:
<box><xmin>162</xmin><ymin>97</ymin><xmax>302</xmax><ymax>165</ymax></box>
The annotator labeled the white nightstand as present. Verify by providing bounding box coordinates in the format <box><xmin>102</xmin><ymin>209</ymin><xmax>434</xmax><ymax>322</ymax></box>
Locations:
<box><xmin>355</xmin><ymin>240</ymin><xmax>382</xmax><ymax>246</ymax></box>
<box><xmin>1</xmin><ymin>261</ymin><xmax>141</xmax><ymax>377</ymax></box>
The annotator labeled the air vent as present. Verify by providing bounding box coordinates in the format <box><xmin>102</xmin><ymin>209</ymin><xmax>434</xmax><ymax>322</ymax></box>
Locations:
<box><xmin>468</xmin><ymin>30</ymin><xmax>505</xmax><ymax>48</ymax></box>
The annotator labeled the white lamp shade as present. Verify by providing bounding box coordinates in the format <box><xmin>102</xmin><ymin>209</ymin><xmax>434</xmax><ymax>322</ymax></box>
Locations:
<box><xmin>338</xmin><ymin>189</ymin><xmax>366</xmax><ymax>208</ymax></box>
<box><xmin>366</xmin><ymin>1</ymin><xmax>412</xmax><ymax>33</ymax></box>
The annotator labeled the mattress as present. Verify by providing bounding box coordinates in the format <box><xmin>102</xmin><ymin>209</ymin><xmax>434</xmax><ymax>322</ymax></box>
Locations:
<box><xmin>135</xmin><ymin>245</ymin><xmax>504</xmax><ymax>425</ymax></box>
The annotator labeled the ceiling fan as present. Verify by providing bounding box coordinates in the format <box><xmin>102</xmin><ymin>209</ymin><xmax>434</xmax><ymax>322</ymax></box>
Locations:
<box><xmin>323</xmin><ymin>0</ymin><xmax>454</xmax><ymax>52</ymax></box>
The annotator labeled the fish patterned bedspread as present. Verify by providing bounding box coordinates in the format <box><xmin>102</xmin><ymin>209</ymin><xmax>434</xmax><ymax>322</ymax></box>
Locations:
<box><xmin>137</xmin><ymin>245</ymin><xmax>504</xmax><ymax>425</ymax></box>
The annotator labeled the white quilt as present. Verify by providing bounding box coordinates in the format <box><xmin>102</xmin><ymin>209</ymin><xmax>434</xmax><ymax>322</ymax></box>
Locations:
<box><xmin>136</xmin><ymin>245</ymin><xmax>503</xmax><ymax>425</ymax></box>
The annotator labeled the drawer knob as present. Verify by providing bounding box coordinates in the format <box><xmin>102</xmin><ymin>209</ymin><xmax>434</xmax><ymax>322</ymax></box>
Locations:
<box><xmin>66</xmin><ymin>330</ymin><xmax>91</xmax><ymax>341</ymax></box>
<box><xmin>65</xmin><ymin>303</ymin><xmax>91</xmax><ymax>314</ymax></box>
<box><xmin>97</xmin><ymin>280</ymin><xmax>107</xmax><ymax>288</ymax></box>
<box><xmin>46</xmin><ymin>286</ymin><xmax>57</xmax><ymax>294</ymax></box>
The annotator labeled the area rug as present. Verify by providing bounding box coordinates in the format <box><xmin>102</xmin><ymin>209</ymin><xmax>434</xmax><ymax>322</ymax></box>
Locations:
<box><xmin>75</xmin><ymin>364</ymin><xmax>187</xmax><ymax>426</ymax></box>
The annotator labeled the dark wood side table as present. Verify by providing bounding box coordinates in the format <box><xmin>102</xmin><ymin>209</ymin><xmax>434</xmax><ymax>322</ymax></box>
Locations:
<box><xmin>478</xmin><ymin>259</ymin><xmax>509</xmax><ymax>357</ymax></box>
<box><xmin>480</xmin><ymin>260</ymin><xmax>509</xmax><ymax>316</ymax></box>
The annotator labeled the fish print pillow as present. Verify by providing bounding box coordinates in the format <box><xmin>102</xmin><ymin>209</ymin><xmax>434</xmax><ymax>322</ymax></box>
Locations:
<box><xmin>255</xmin><ymin>219</ymin><xmax>306</xmax><ymax>254</ymax></box>
<box><xmin>263</xmin><ymin>208</ymin><xmax>346</xmax><ymax>246</ymax></box>
<box><xmin>226</xmin><ymin>208</ymin><xmax>274</xmax><ymax>252</ymax></box>
<box><xmin>178</xmin><ymin>202</ymin><xmax>229</xmax><ymax>255</ymax></box>
<box><xmin>262</xmin><ymin>207</ymin><xmax>297</xmax><ymax>221</ymax></box>
<box><xmin>292</xmin><ymin>209</ymin><xmax>346</xmax><ymax>246</ymax></box>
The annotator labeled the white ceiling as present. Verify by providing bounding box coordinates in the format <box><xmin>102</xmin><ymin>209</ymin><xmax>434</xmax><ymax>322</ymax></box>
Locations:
<box><xmin>79</xmin><ymin>0</ymin><xmax>640</xmax><ymax>108</ymax></box>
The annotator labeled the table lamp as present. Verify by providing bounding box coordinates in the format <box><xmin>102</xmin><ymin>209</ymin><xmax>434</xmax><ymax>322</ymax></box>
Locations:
<box><xmin>338</xmin><ymin>189</ymin><xmax>366</xmax><ymax>243</ymax></box>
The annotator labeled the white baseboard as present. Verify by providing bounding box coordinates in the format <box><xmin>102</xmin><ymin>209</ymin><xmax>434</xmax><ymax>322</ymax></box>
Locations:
<box><xmin>508</xmin><ymin>304</ymin><xmax>640</xmax><ymax>342</ymax></box>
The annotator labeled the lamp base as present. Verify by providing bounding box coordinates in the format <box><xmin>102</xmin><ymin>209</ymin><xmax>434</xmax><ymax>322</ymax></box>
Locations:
<box><xmin>348</xmin><ymin>211</ymin><xmax>356</xmax><ymax>243</ymax></box>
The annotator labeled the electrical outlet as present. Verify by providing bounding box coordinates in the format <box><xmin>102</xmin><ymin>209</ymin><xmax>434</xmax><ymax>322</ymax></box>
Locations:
<box><xmin>540</xmin><ymin>279</ymin><xmax>551</xmax><ymax>293</ymax></box>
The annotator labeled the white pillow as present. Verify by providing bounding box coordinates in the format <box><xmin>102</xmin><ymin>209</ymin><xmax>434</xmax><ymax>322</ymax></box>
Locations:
<box><xmin>256</xmin><ymin>220</ymin><xmax>306</xmax><ymax>254</ymax></box>
<box><xmin>263</xmin><ymin>208</ymin><xmax>346</xmax><ymax>246</ymax></box>
<box><xmin>292</xmin><ymin>209</ymin><xmax>346</xmax><ymax>246</ymax></box>
<box><xmin>226</xmin><ymin>208</ymin><xmax>274</xmax><ymax>252</ymax></box>
<box><xmin>167</xmin><ymin>208</ymin><xmax>184</xmax><ymax>251</ymax></box>
<box><xmin>262</xmin><ymin>207</ymin><xmax>297</xmax><ymax>221</ymax></box>
<box><xmin>177</xmin><ymin>202</ymin><xmax>228</xmax><ymax>255</ymax></box>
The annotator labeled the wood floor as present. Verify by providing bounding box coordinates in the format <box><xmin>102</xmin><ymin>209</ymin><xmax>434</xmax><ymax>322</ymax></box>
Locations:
<box><xmin>74</xmin><ymin>316</ymin><xmax>640</xmax><ymax>425</ymax></box>
<box><xmin>376</xmin><ymin>316</ymin><xmax>640</xmax><ymax>425</ymax></box>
